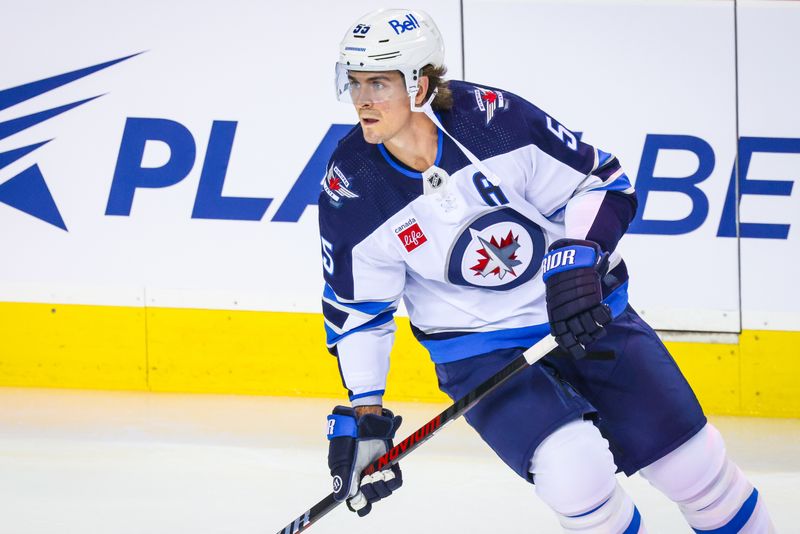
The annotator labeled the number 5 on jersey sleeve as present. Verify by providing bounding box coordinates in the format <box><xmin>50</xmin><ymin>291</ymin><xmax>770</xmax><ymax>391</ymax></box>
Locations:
<box><xmin>545</xmin><ymin>115</ymin><xmax>578</xmax><ymax>151</ymax></box>
<box><xmin>321</xmin><ymin>236</ymin><xmax>334</xmax><ymax>275</ymax></box>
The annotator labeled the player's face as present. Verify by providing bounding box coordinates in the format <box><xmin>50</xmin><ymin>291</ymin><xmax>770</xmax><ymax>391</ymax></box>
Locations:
<box><xmin>348</xmin><ymin>71</ymin><xmax>412</xmax><ymax>144</ymax></box>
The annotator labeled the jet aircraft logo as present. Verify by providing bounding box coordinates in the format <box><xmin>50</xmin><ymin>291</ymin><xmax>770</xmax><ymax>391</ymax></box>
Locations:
<box><xmin>470</xmin><ymin>229</ymin><xmax>521</xmax><ymax>279</ymax></box>
<box><xmin>0</xmin><ymin>53</ymin><xmax>141</xmax><ymax>230</ymax></box>
<box><xmin>447</xmin><ymin>208</ymin><xmax>545</xmax><ymax>291</ymax></box>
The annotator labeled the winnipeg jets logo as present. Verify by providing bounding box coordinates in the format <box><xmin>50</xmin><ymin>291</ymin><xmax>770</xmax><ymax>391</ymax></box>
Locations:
<box><xmin>474</xmin><ymin>87</ymin><xmax>506</xmax><ymax>125</ymax></box>
<box><xmin>470</xmin><ymin>230</ymin><xmax>521</xmax><ymax>279</ymax></box>
<box><xmin>457</xmin><ymin>220</ymin><xmax>534</xmax><ymax>288</ymax></box>
<box><xmin>447</xmin><ymin>208</ymin><xmax>545</xmax><ymax>291</ymax></box>
<box><xmin>322</xmin><ymin>164</ymin><xmax>359</xmax><ymax>205</ymax></box>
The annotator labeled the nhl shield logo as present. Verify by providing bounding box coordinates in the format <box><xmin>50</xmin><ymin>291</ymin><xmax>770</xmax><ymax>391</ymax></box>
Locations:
<box><xmin>422</xmin><ymin>165</ymin><xmax>452</xmax><ymax>200</ymax></box>
<box><xmin>427</xmin><ymin>172</ymin><xmax>443</xmax><ymax>189</ymax></box>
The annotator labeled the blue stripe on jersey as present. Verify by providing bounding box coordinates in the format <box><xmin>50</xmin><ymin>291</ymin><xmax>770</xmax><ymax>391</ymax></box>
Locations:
<box><xmin>377</xmin><ymin>127</ymin><xmax>443</xmax><ymax>179</ymax></box>
<box><xmin>325</xmin><ymin>309</ymin><xmax>396</xmax><ymax>346</ymax></box>
<box><xmin>420</xmin><ymin>284</ymin><xmax>629</xmax><ymax>363</ymax></box>
<box><xmin>321</xmin><ymin>300</ymin><xmax>349</xmax><ymax>329</ymax></box>
<box><xmin>323</xmin><ymin>284</ymin><xmax>396</xmax><ymax>316</ymax></box>
<box><xmin>350</xmin><ymin>389</ymin><xmax>386</xmax><ymax>401</ymax></box>
<box><xmin>597</xmin><ymin>149</ymin><xmax>614</xmax><ymax>168</ymax></box>
<box><xmin>421</xmin><ymin>323</ymin><xmax>552</xmax><ymax>364</ymax></box>
<box><xmin>692</xmin><ymin>488</ymin><xmax>759</xmax><ymax>534</ymax></box>
<box><xmin>546</xmin><ymin>205</ymin><xmax>567</xmax><ymax>220</ymax></box>
<box><xmin>596</xmin><ymin>173</ymin><xmax>633</xmax><ymax>192</ymax></box>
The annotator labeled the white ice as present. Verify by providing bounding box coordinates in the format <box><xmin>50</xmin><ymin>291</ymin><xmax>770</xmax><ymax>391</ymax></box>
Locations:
<box><xmin>0</xmin><ymin>387</ymin><xmax>797</xmax><ymax>533</ymax></box>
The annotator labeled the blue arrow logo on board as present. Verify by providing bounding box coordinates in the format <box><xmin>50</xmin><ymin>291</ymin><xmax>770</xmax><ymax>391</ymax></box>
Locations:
<box><xmin>0</xmin><ymin>52</ymin><xmax>142</xmax><ymax>231</ymax></box>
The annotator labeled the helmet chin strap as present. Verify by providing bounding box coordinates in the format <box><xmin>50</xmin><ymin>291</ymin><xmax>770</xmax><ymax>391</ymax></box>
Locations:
<box><xmin>409</xmin><ymin>86</ymin><xmax>437</xmax><ymax>113</ymax></box>
<box><xmin>408</xmin><ymin>85</ymin><xmax>563</xmax><ymax>236</ymax></box>
<box><xmin>410</xmin><ymin>87</ymin><xmax>501</xmax><ymax>187</ymax></box>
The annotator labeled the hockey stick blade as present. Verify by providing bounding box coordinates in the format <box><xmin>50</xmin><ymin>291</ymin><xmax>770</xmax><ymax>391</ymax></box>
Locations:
<box><xmin>276</xmin><ymin>334</ymin><xmax>559</xmax><ymax>534</ymax></box>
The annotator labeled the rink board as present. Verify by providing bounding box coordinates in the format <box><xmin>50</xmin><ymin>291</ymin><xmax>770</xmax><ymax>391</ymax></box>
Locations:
<box><xmin>1</xmin><ymin>301</ymin><xmax>798</xmax><ymax>418</ymax></box>
<box><xmin>1</xmin><ymin>2</ymin><xmax>799</xmax><ymax>419</ymax></box>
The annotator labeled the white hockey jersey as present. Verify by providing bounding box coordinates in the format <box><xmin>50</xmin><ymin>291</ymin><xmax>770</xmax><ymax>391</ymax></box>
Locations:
<box><xmin>318</xmin><ymin>81</ymin><xmax>637</xmax><ymax>405</ymax></box>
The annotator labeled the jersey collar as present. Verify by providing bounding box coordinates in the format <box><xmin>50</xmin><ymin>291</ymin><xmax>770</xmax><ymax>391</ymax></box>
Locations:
<box><xmin>377</xmin><ymin>125</ymin><xmax>443</xmax><ymax>179</ymax></box>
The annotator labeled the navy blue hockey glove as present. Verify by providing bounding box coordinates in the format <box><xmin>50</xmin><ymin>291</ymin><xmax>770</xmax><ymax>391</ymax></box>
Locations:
<box><xmin>542</xmin><ymin>239</ymin><xmax>613</xmax><ymax>358</ymax></box>
<box><xmin>327</xmin><ymin>406</ymin><xmax>403</xmax><ymax>517</ymax></box>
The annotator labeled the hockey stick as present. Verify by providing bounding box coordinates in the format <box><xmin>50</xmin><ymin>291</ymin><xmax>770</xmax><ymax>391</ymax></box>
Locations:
<box><xmin>276</xmin><ymin>334</ymin><xmax>560</xmax><ymax>534</ymax></box>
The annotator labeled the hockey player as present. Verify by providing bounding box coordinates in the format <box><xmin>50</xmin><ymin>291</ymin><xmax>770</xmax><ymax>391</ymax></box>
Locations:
<box><xmin>321</xmin><ymin>8</ymin><xmax>774</xmax><ymax>533</ymax></box>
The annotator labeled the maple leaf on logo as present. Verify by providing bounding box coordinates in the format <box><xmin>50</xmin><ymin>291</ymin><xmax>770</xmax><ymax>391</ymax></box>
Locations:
<box><xmin>496</xmin><ymin>230</ymin><xmax>518</xmax><ymax>252</ymax></box>
<box><xmin>470</xmin><ymin>247</ymin><xmax>494</xmax><ymax>276</ymax></box>
<box><xmin>482</xmin><ymin>91</ymin><xmax>497</xmax><ymax>104</ymax></box>
<box><xmin>470</xmin><ymin>230</ymin><xmax>521</xmax><ymax>279</ymax></box>
<box><xmin>328</xmin><ymin>176</ymin><xmax>341</xmax><ymax>191</ymax></box>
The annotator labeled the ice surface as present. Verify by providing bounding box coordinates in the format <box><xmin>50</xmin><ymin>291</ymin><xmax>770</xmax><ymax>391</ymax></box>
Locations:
<box><xmin>0</xmin><ymin>388</ymin><xmax>796</xmax><ymax>533</ymax></box>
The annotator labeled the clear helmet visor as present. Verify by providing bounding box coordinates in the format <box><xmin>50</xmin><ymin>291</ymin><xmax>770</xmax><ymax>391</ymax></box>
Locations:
<box><xmin>335</xmin><ymin>63</ymin><xmax>410</xmax><ymax>105</ymax></box>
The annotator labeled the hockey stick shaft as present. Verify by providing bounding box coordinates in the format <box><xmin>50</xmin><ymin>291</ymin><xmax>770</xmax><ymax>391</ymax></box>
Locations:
<box><xmin>276</xmin><ymin>334</ymin><xmax>559</xmax><ymax>534</ymax></box>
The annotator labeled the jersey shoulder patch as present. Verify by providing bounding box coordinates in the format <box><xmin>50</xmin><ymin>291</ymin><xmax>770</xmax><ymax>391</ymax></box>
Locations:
<box><xmin>322</xmin><ymin>161</ymin><xmax>361</xmax><ymax>206</ymax></box>
<box><xmin>442</xmin><ymin>80</ymin><xmax>534</xmax><ymax>161</ymax></box>
<box><xmin>319</xmin><ymin>127</ymin><xmax>373</xmax><ymax>209</ymax></box>
<box><xmin>448</xmin><ymin>80</ymin><xmax>593</xmax><ymax>174</ymax></box>
<box><xmin>318</xmin><ymin>127</ymin><xmax>421</xmax><ymax>260</ymax></box>
<box><xmin>452</xmin><ymin>79</ymin><xmax>513</xmax><ymax>127</ymax></box>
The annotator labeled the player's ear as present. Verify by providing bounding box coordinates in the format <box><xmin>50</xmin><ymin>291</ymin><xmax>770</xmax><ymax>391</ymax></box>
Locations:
<box><xmin>415</xmin><ymin>76</ymin><xmax>430</xmax><ymax>107</ymax></box>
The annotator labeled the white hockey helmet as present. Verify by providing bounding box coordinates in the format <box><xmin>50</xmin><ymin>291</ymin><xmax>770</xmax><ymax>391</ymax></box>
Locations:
<box><xmin>336</xmin><ymin>8</ymin><xmax>445</xmax><ymax>109</ymax></box>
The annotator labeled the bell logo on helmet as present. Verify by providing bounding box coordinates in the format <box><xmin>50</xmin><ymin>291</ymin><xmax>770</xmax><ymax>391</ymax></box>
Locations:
<box><xmin>388</xmin><ymin>13</ymin><xmax>420</xmax><ymax>35</ymax></box>
<box><xmin>336</xmin><ymin>9</ymin><xmax>444</xmax><ymax>109</ymax></box>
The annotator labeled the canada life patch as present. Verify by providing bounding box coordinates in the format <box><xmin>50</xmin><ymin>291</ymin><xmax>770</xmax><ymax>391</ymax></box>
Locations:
<box><xmin>395</xmin><ymin>217</ymin><xmax>427</xmax><ymax>252</ymax></box>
